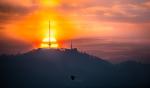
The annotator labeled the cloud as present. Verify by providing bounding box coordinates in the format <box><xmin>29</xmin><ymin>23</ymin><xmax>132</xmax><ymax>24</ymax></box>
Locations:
<box><xmin>0</xmin><ymin>1</ymin><xmax>35</xmax><ymax>30</ymax></box>
<box><xmin>0</xmin><ymin>0</ymin><xmax>33</xmax><ymax>7</ymax></box>
<box><xmin>0</xmin><ymin>0</ymin><xmax>149</xmax><ymax>24</ymax></box>
<box><xmin>58</xmin><ymin>0</ymin><xmax>150</xmax><ymax>23</ymax></box>
<box><xmin>73</xmin><ymin>37</ymin><xmax>150</xmax><ymax>63</ymax></box>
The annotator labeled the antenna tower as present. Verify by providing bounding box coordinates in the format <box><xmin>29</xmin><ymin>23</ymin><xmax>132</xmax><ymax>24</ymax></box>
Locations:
<box><xmin>49</xmin><ymin>20</ymin><xmax>51</xmax><ymax>49</ymax></box>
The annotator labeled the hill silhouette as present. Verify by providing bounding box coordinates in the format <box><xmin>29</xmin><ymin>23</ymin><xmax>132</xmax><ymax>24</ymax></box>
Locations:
<box><xmin>0</xmin><ymin>48</ymin><xmax>150</xmax><ymax>88</ymax></box>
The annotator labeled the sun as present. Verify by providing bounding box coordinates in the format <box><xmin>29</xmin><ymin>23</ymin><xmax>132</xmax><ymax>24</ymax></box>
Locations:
<box><xmin>40</xmin><ymin>21</ymin><xmax>59</xmax><ymax>49</ymax></box>
<box><xmin>41</xmin><ymin>37</ymin><xmax>59</xmax><ymax>48</ymax></box>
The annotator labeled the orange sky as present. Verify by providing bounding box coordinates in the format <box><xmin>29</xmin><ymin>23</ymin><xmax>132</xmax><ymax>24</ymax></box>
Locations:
<box><xmin>3</xmin><ymin>0</ymin><xmax>80</xmax><ymax>48</ymax></box>
<box><xmin>0</xmin><ymin>0</ymin><xmax>150</xmax><ymax>50</ymax></box>
<box><xmin>1</xmin><ymin>0</ymin><xmax>150</xmax><ymax>41</ymax></box>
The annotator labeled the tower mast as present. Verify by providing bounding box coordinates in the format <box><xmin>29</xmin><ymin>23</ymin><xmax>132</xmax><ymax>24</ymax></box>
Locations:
<box><xmin>49</xmin><ymin>20</ymin><xmax>51</xmax><ymax>49</ymax></box>
<box><xmin>71</xmin><ymin>40</ymin><xmax>73</xmax><ymax>50</ymax></box>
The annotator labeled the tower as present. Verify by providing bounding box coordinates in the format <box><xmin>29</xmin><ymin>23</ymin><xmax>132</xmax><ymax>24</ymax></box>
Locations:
<box><xmin>49</xmin><ymin>20</ymin><xmax>51</xmax><ymax>49</ymax></box>
<box><xmin>70</xmin><ymin>40</ymin><xmax>77</xmax><ymax>51</ymax></box>
<box><xmin>71</xmin><ymin>40</ymin><xmax>73</xmax><ymax>50</ymax></box>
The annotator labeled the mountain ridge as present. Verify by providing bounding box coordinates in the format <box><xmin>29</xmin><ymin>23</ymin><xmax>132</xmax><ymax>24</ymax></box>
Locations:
<box><xmin>0</xmin><ymin>48</ymin><xmax>150</xmax><ymax>88</ymax></box>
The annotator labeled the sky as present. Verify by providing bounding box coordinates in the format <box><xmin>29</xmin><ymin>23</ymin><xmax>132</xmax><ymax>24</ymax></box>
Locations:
<box><xmin>0</xmin><ymin>0</ymin><xmax>150</xmax><ymax>63</ymax></box>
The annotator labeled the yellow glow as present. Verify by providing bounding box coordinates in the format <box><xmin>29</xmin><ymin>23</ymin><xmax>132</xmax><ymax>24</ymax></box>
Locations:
<box><xmin>43</xmin><ymin>37</ymin><xmax>57</xmax><ymax>42</ymax></box>
<box><xmin>41</xmin><ymin>21</ymin><xmax>59</xmax><ymax>49</ymax></box>
<box><xmin>5</xmin><ymin>9</ymin><xmax>78</xmax><ymax>49</ymax></box>
<box><xmin>41</xmin><ymin>37</ymin><xmax>59</xmax><ymax>48</ymax></box>
<box><xmin>39</xmin><ymin>0</ymin><xmax>60</xmax><ymax>7</ymax></box>
<box><xmin>51</xmin><ymin>43</ymin><xmax>59</xmax><ymax>48</ymax></box>
<box><xmin>41</xmin><ymin>43</ymin><xmax>58</xmax><ymax>48</ymax></box>
<box><xmin>41</xmin><ymin>43</ymin><xmax>49</xmax><ymax>48</ymax></box>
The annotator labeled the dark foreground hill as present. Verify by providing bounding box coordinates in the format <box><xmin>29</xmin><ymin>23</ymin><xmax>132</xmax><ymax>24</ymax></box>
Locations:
<box><xmin>0</xmin><ymin>48</ymin><xmax>150</xmax><ymax>88</ymax></box>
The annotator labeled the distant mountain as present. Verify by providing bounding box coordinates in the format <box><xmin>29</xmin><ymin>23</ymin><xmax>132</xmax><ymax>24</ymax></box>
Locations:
<box><xmin>0</xmin><ymin>48</ymin><xmax>150</xmax><ymax>88</ymax></box>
